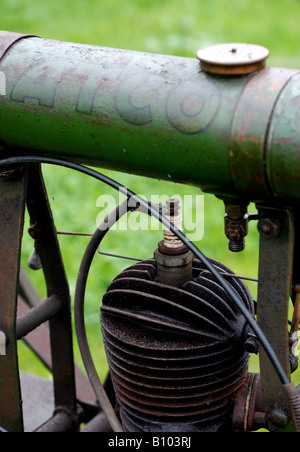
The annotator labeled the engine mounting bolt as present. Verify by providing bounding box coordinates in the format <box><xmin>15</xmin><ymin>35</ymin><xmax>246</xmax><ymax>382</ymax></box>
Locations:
<box><xmin>257</xmin><ymin>218</ymin><xmax>280</xmax><ymax>238</ymax></box>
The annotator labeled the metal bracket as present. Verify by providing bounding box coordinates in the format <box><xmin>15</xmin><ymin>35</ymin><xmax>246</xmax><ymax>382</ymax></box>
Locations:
<box><xmin>256</xmin><ymin>205</ymin><xmax>295</xmax><ymax>431</ymax></box>
<box><xmin>0</xmin><ymin>166</ymin><xmax>27</xmax><ymax>431</ymax></box>
<box><xmin>26</xmin><ymin>163</ymin><xmax>77</xmax><ymax>421</ymax></box>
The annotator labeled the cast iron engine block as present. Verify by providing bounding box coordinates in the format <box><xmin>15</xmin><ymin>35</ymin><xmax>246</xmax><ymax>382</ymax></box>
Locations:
<box><xmin>101</xmin><ymin>256</ymin><xmax>255</xmax><ymax>432</ymax></box>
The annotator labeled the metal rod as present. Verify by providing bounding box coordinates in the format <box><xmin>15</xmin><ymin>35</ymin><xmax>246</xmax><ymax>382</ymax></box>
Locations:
<box><xmin>57</xmin><ymin>230</ymin><xmax>92</xmax><ymax>237</ymax></box>
<box><xmin>16</xmin><ymin>295</ymin><xmax>63</xmax><ymax>340</ymax></box>
<box><xmin>26</xmin><ymin>163</ymin><xmax>77</xmax><ymax>418</ymax></box>
<box><xmin>98</xmin><ymin>250</ymin><xmax>143</xmax><ymax>262</ymax></box>
<box><xmin>35</xmin><ymin>410</ymin><xmax>76</xmax><ymax>433</ymax></box>
<box><xmin>57</xmin><ymin>231</ymin><xmax>259</xmax><ymax>281</ymax></box>
<box><xmin>80</xmin><ymin>412</ymin><xmax>112</xmax><ymax>433</ymax></box>
<box><xmin>219</xmin><ymin>272</ymin><xmax>258</xmax><ymax>283</ymax></box>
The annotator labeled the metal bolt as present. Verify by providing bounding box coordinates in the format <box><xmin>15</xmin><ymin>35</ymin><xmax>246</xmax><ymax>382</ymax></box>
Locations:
<box><xmin>28</xmin><ymin>223</ymin><xmax>42</xmax><ymax>240</ymax></box>
<box><xmin>260</xmin><ymin>223</ymin><xmax>271</xmax><ymax>234</ymax></box>
<box><xmin>229</xmin><ymin>238</ymin><xmax>245</xmax><ymax>252</ymax></box>
<box><xmin>257</xmin><ymin>218</ymin><xmax>280</xmax><ymax>237</ymax></box>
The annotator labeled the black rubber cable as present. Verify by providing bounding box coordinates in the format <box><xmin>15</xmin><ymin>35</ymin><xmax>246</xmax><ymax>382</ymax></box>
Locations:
<box><xmin>1</xmin><ymin>155</ymin><xmax>300</xmax><ymax>431</ymax></box>
<box><xmin>74</xmin><ymin>200</ymin><xmax>129</xmax><ymax>432</ymax></box>
<box><xmin>0</xmin><ymin>156</ymin><xmax>289</xmax><ymax>384</ymax></box>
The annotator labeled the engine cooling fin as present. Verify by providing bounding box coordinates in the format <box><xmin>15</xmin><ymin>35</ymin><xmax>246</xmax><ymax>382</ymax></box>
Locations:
<box><xmin>100</xmin><ymin>257</ymin><xmax>254</xmax><ymax>432</ymax></box>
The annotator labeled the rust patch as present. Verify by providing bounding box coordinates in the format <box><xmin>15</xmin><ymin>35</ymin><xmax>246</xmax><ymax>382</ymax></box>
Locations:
<box><xmin>279</xmin><ymin>137</ymin><xmax>292</xmax><ymax>145</ymax></box>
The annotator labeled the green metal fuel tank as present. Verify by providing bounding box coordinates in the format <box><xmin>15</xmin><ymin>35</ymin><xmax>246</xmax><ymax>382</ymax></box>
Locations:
<box><xmin>0</xmin><ymin>31</ymin><xmax>299</xmax><ymax>204</ymax></box>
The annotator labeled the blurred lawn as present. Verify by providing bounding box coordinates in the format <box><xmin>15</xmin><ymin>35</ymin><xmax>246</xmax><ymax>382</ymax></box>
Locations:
<box><xmin>1</xmin><ymin>0</ymin><xmax>300</xmax><ymax>387</ymax></box>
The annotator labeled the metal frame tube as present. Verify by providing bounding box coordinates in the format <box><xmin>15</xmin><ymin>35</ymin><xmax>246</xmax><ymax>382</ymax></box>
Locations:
<box><xmin>16</xmin><ymin>295</ymin><xmax>63</xmax><ymax>340</ymax></box>
<box><xmin>0</xmin><ymin>32</ymin><xmax>299</xmax><ymax>203</ymax></box>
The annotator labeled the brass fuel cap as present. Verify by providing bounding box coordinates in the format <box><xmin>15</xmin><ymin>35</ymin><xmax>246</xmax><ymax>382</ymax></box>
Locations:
<box><xmin>196</xmin><ymin>43</ymin><xmax>269</xmax><ymax>75</ymax></box>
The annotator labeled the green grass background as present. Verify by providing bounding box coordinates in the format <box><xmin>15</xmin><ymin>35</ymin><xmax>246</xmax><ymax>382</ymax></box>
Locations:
<box><xmin>1</xmin><ymin>0</ymin><xmax>300</xmax><ymax>393</ymax></box>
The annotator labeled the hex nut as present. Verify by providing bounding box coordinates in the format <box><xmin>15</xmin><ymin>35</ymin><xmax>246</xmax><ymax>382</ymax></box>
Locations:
<box><xmin>154</xmin><ymin>248</ymin><xmax>194</xmax><ymax>268</ymax></box>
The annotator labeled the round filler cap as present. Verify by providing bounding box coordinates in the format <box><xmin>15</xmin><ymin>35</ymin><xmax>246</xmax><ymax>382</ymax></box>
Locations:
<box><xmin>196</xmin><ymin>43</ymin><xmax>269</xmax><ymax>75</ymax></box>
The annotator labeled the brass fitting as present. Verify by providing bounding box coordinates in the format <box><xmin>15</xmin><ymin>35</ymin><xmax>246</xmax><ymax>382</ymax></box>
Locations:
<box><xmin>224</xmin><ymin>201</ymin><xmax>249</xmax><ymax>252</ymax></box>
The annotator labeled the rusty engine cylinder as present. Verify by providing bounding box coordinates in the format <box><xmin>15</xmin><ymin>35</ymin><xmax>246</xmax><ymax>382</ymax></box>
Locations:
<box><xmin>100</xmin><ymin>257</ymin><xmax>254</xmax><ymax>432</ymax></box>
